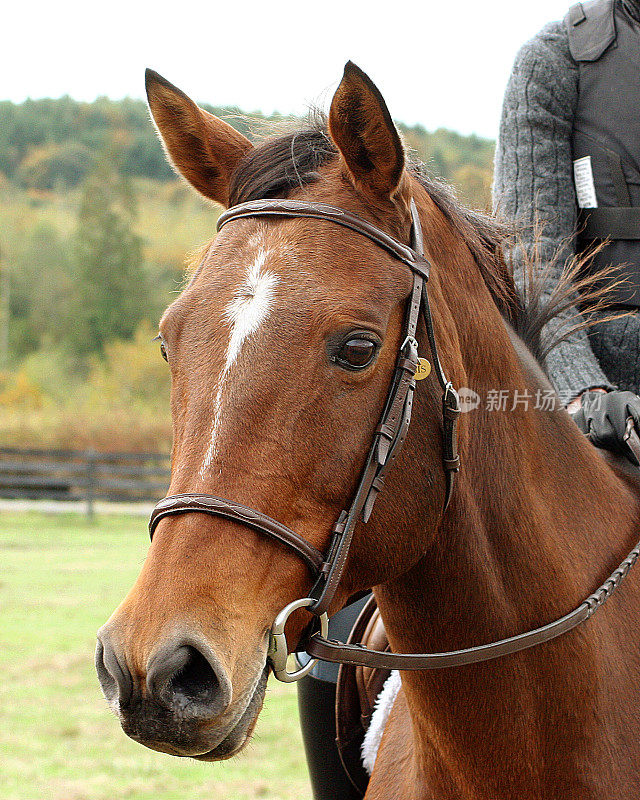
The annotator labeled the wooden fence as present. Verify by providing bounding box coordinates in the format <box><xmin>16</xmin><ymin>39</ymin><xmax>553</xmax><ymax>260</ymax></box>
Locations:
<box><xmin>0</xmin><ymin>447</ymin><xmax>170</xmax><ymax>516</ymax></box>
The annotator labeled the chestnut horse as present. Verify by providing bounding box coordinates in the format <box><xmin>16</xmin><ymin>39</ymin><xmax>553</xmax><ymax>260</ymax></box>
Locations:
<box><xmin>96</xmin><ymin>63</ymin><xmax>640</xmax><ymax>798</ymax></box>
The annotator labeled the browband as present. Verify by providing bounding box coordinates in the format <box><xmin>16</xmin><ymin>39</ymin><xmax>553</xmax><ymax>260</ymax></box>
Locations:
<box><xmin>217</xmin><ymin>199</ymin><xmax>432</xmax><ymax>278</ymax></box>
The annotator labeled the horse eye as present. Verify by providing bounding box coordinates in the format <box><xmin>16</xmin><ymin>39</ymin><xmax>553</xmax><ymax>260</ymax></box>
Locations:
<box><xmin>336</xmin><ymin>338</ymin><xmax>378</xmax><ymax>370</ymax></box>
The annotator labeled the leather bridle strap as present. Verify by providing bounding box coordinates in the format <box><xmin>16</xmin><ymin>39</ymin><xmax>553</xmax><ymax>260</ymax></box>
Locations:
<box><xmin>306</xmin><ymin>525</ymin><xmax>640</xmax><ymax>669</ymax></box>
<box><xmin>216</xmin><ymin>199</ymin><xmax>432</xmax><ymax>279</ymax></box>
<box><xmin>306</xmin><ymin>203</ymin><xmax>436</xmax><ymax>617</ymax></box>
<box><xmin>149</xmin><ymin>493</ymin><xmax>325</xmax><ymax>575</ymax></box>
<box><xmin>218</xmin><ymin>197</ymin><xmax>457</xmax><ymax>617</ymax></box>
<box><xmin>411</xmin><ymin>207</ymin><xmax>460</xmax><ymax>505</ymax></box>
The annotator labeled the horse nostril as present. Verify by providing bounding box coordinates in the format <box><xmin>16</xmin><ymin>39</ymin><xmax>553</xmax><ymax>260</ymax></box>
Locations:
<box><xmin>146</xmin><ymin>641</ymin><xmax>231</xmax><ymax>719</ymax></box>
<box><xmin>95</xmin><ymin>633</ymin><xmax>133</xmax><ymax>707</ymax></box>
<box><xmin>170</xmin><ymin>646</ymin><xmax>220</xmax><ymax>704</ymax></box>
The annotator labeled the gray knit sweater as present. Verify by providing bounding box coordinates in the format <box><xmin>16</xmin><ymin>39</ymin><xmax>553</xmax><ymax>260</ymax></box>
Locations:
<box><xmin>493</xmin><ymin>15</ymin><xmax>640</xmax><ymax>402</ymax></box>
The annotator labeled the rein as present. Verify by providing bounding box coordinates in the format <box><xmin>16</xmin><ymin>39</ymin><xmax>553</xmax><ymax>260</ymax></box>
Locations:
<box><xmin>149</xmin><ymin>198</ymin><xmax>640</xmax><ymax>682</ymax></box>
<box><xmin>308</xmin><ymin>424</ymin><xmax>640</xmax><ymax>670</ymax></box>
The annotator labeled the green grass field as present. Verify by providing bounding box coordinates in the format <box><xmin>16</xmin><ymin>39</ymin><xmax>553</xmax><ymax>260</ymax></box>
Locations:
<box><xmin>0</xmin><ymin>512</ymin><xmax>311</xmax><ymax>800</ymax></box>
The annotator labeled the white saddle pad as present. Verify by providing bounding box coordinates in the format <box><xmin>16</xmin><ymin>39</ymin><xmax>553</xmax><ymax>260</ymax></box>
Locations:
<box><xmin>361</xmin><ymin>670</ymin><xmax>401</xmax><ymax>775</ymax></box>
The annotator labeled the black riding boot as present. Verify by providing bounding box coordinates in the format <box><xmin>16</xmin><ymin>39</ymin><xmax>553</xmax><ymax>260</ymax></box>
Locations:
<box><xmin>297</xmin><ymin>674</ymin><xmax>360</xmax><ymax>800</ymax></box>
<box><xmin>296</xmin><ymin>596</ymin><xmax>370</xmax><ymax>800</ymax></box>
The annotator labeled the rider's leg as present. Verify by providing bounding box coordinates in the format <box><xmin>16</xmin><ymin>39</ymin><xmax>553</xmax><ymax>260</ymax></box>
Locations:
<box><xmin>296</xmin><ymin>595</ymin><xmax>371</xmax><ymax>800</ymax></box>
<box><xmin>297</xmin><ymin>674</ymin><xmax>359</xmax><ymax>800</ymax></box>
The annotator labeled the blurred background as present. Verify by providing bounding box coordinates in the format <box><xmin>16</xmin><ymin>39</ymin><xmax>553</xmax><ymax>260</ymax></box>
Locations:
<box><xmin>0</xmin><ymin>1</ymin><xmax>573</xmax><ymax>798</ymax></box>
<box><xmin>0</xmin><ymin>98</ymin><xmax>495</xmax><ymax>453</ymax></box>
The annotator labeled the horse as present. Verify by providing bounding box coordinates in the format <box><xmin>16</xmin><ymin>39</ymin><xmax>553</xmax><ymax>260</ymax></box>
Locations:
<box><xmin>96</xmin><ymin>62</ymin><xmax>640</xmax><ymax>798</ymax></box>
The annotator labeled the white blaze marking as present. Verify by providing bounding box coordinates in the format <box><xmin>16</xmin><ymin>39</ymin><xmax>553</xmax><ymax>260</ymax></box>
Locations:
<box><xmin>199</xmin><ymin>248</ymin><xmax>278</xmax><ymax>478</ymax></box>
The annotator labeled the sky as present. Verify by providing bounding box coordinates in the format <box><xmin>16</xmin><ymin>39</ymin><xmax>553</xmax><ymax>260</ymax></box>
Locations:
<box><xmin>3</xmin><ymin>0</ymin><xmax>572</xmax><ymax>139</ymax></box>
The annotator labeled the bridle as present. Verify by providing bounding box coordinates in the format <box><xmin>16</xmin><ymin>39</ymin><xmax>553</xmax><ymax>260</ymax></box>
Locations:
<box><xmin>149</xmin><ymin>197</ymin><xmax>459</xmax><ymax>677</ymax></box>
<box><xmin>149</xmin><ymin>197</ymin><xmax>640</xmax><ymax>682</ymax></box>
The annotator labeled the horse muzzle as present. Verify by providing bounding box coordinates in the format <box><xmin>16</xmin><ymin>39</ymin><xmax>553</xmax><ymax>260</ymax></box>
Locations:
<box><xmin>95</xmin><ymin>623</ymin><xmax>268</xmax><ymax>759</ymax></box>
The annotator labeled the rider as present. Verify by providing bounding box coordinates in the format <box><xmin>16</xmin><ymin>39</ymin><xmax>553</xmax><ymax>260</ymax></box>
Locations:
<box><xmin>298</xmin><ymin>1</ymin><xmax>640</xmax><ymax>796</ymax></box>
<box><xmin>494</xmin><ymin>0</ymin><xmax>640</xmax><ymax>443</ymax></box>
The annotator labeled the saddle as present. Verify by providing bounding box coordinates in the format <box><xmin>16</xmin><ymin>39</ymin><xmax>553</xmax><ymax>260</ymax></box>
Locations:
<box><xmin>335</xmin><ymin>594</ymin><xmax>390</xmax><ymax>796</ymax></box>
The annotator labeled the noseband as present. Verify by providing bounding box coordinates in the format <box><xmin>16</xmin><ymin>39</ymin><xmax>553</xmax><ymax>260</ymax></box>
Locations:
<box><xmin>149</xmin><ymin>197</ymin><xmax>640</xmax><ymax>682</ymax></box>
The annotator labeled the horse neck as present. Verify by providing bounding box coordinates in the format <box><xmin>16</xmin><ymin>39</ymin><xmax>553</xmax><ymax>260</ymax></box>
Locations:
<box><xmin>372</xmin><ymin>205</ymin><xmax>640</xmax><ymax>793</ymax></box>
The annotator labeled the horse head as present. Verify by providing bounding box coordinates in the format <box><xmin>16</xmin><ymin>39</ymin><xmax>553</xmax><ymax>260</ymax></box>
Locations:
<box><xmin>95</xmin><ymin>62</ymin><xmax>499</xmax><ymax>760</ymax></box>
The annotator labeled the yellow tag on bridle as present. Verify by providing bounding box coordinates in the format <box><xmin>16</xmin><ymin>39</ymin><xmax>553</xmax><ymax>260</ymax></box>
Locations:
<box><xmin>414</xmin><ymin>358</ymin><xmax>431</xmax><ymax>380</ymax></box>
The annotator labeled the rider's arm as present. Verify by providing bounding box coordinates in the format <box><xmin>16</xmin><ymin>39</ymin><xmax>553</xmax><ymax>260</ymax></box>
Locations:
<box><xmin>493</xmin><ymin>20</ymin><xmax>616</xmax><ymax>405</ymax></box>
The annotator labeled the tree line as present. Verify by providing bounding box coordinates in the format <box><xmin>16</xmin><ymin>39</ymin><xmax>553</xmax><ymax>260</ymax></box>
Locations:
<box><xmin>0</xmin><ymin>94</ymin><xmax>495</xmax><ymax>449</ymax></box>
<box><xmin>0</xmin><ymin>95</ymin><xmax>494</xmax><ymax>201</ymax></box>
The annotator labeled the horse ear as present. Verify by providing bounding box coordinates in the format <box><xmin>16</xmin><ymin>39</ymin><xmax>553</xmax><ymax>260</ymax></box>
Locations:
<box><xmin>328</xmin><ymin>61</ymin><xmax>405</xmax><ymax>199</ymax></box>
<box><xmin>145</xmin><ymin>69</ymin><xmax>252</xmax><ymax>207</ymax></box>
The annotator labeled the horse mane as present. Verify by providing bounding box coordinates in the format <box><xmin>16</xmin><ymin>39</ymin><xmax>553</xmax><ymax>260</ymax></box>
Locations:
<box><xmin>226</xmin><ymin>117</ymin><xmax>607</xmax><ymax>369</ymax></box>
